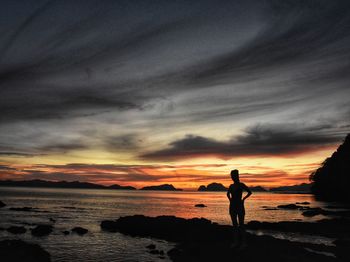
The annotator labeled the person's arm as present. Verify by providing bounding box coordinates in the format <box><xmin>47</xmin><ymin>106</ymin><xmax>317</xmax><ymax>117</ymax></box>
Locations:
<box><xmin>242</xmin><ymin>183</ymin><xmax>252</xmax><ymax>201</ymax></box>
<box><xmin>227</xmin><ymin>186</ymin><xmax>231</xmax><ymax>201</ymax></box>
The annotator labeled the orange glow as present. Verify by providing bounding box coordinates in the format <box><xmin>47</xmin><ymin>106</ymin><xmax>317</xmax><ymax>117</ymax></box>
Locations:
<box><xmin>0</xmin><ymin>143</ymin><xmax>339</xmax><ymax>190</ymax></box>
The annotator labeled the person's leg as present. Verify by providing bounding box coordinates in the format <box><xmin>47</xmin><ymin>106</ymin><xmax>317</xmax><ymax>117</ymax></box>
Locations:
<box><xmin>238</xmin><ymin>205</ymin><xmax>247</xmax><ymax>248</ymax></box>
<box><xmin>230</xmin><ymin>211</ymin><xmax>239</xmax><ymax>248</ymax></box>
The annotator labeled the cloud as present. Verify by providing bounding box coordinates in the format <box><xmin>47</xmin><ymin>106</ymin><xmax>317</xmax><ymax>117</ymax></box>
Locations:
<box><xmin>103</xmin><ymin>134</ymin><xmax>144</xmax><ymax>152</ymax></box>
<box><xmin>141</xmin><ymin>123</ymin><xmax>342</xmax><ymax>160</ymax></box>
<box><xmin>38</xmin><ymin>141</ymin><xmax>88</xmax><ymax>153</ymax></box>
<box><xmin>0</xmin><ymin>0</ymin><xmax>350</xmax><ymax>179</ymax></box>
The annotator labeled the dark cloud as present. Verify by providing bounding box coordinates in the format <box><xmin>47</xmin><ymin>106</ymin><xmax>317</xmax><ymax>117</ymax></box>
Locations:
<box><xmin>38</xmin><ymin>141</ymin><xmax>88</xmax><ymax>153</ymax></box>
<box><xmin>0</xmin><ymin>0</ymin><xmax>350</xmax><ymax>171</ymax></box>
<box><xmin>104</xmin><ymin>134</ymin><xmax>144</xmax><ymax>152</ymax></box>
<box><xmin>141</xmin><ymin>124</ymin><xmax>343</xmax><ymax>160</ymax></box>
<box><xmin>0</xmin><ymin>152</ymin><xmax>39</xmax><ymax>157</ymax></box>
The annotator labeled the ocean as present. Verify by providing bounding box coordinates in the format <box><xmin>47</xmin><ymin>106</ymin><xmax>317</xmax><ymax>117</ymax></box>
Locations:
<box><xmin>0</xmin><ymin>187</ymin><xmax>339</xmax><ymax>261</ymax></box>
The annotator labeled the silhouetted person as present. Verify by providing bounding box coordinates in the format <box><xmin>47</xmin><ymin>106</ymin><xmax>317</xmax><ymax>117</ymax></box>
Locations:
<box><xmin>227</xmin><ymin>169</ymin><xmax>252</xmax><ymax>249</ymax></box>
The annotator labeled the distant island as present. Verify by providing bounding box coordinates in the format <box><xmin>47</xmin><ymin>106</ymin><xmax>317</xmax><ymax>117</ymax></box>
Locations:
<box><xmin>269</xmin><ymin>183</ymin><xmax>311</xmax><ymax>193</ymax></box>
<box><xmin>198</xmin><ymin>183</ymin><xmax>267</xmax><ymax>192</ymax></box>
<box><xmin>140</xmin><ymin>184</ymin><xmax>182</xmax><ymax>191</ymax></box>
<box><xmin>0</xmin><ymin>179</ymin><xmax>136</xmax><ymax>190</ymax></box>
<box><xmin>198</xmin><ymin>183</ymin><xmax>227</xmax><ymax>191</ymax></box>
<box><xmin>250</xmin><ymin>186</ymin><xmax>268</xmax><ymax>192</ymax></box>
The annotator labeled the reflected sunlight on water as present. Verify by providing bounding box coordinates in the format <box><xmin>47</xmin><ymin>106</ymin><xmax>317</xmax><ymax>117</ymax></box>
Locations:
<box><xmin>0</xmin><ymin>187</ymin><xmax>337</xmax><ymax>261</ymax></box>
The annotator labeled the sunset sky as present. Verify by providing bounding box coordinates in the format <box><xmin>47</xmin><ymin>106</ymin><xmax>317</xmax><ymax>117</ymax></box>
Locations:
<box><xmin>1</xmin><ymin>0</ymin><xmax>350</xmax><ymax>190</ymax></box>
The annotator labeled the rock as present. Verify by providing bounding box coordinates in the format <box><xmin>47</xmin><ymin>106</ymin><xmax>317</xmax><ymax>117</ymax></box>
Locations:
<box><xmin>100</xmin><ymin>215</ymin><xmax>339</xmax><ymax>262</ymax></box>
<box><xmin>0</xmin><ymin>200</ymin><xmax>6</xmax><ymax>208</ymax></box>
<box><xmin>71</xmin><ymin>227</ymin><xmax>88</xmax><ymax>235</ymax></box>
<box><xmin>62</xmin><ymin>230</ymin><xmax>70</xmax><ymax>235</ymax></box>
<box><xmin>0</xmin><ymin>239</ymin><xmax>51</xmax><ymax>262</ymax></box>
<box><xmin>9</xmin><ymin>207</ymin><xmax>35</xmax><ymax>212</ymax></box>
<box><xmin>195</xmin><ymin>204</ymin><xmax>207</xmax><ymax>208</ymax></box>
<box><xmin>146</xmin><ymin>244</ymin><xmax>156</xmax><ymax>250</ymax></box>
<box><xmin>247</xmin><ymin>218</ymin><xmax>350</xmax><ymax>238</ymax></box>
<box><xmin>49</xmin><ymin>218</ymin><xmax>56</xmax><ymax>223</ymax></box>
<box><xmin>167</xmin><ymin>248</ymin><xmax>182</xmax><ymax>258</ymax></box>
<box><xmin>333</xmin><ymin>238</ymin><xmax>350</xmax><ymax>247</ymax></box>
<box><xmin>262</xmin><ymin>206</ymin><xmax>278</xmax><ymax>210</ymax></box>
<box><xmin>100</xmin><ymin>220</ymin><xmax>119</xmax><ymax>232</ymax></box>
<box><xmin>277</xmin><ymin>204</ymin><xmax>302</xmax><ymax>210</ymax></box>
<box><xmin>296</xmin><ymin>202</ymin><xmax>310</xmax><ymax>205</ymax></box>
<box><xmin>301</xmin><ymin>207</ymin><xmax>350</xmax><ymax>217</ymax></box>
<box><xmin>159</xmin><ymin>250</ymin><xmax>164</xmax><ymax>255</ymax></box>
<box><xmin>7</xmin><ymin>226</ymin><xmax>26</xmax><ymax>234</ymax></box>
<box><xmin>301</xmin><ymin>208</ymin><xmax>324</xmax><ymax>217</ymax></box>
<box><xmin>149</xmin><ymin>250</ymin><xmax>160</xmax><ymax>254</ymax></box>
<box><xmin>31</xmin><ymin>225</ymin><xmax>53</xmax><ymax>237</ymax></box>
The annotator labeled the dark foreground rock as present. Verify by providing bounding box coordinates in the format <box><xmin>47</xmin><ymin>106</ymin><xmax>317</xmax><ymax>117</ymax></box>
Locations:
<box><xmin>6</xmin><ymin>226</ymin><xmax>26</xmax><ymax>234</ymax></box>
<box><xmin>301</xmin><ymin>208</ymin><xmax>350</xmax><ymax>217</ymax></box>
<box><xmin>0</xmin><ymin>239</ymin><xmax>51</xmax><ymax>262</ymax></box>
<box><xmin>101</xmin><ymin>215</ymin><xmax>339</xmax><ymax>262</ymax></box>
<box><xmin>247</xmin><ymin>218</ymin><xmax>350</xmax><ymax>238</ymax></box>
<box><xmin>31</xmin><ymin>225</ymin><xmax>53</xmax><ymax>237</ymax></box>
<box><xmin>71</xmin><ymin>226</ymin><xmax>88</xmax><ymax>235</ymax></box>
<box><xmin>0</xmin><ymin>200</ymin><xmax>6</xmax><ymax>208</ymax></box>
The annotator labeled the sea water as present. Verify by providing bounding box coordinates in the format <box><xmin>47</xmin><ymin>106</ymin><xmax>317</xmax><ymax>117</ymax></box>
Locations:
<box><xmin>0</xmin><ymin>187</ymin><xmax>340</xmax><ymax>261</ymax></box>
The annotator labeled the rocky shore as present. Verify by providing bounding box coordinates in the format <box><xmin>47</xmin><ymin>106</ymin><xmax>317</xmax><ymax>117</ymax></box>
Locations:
<box><xmin>0</xmin><ymin>239</ymin><xmax>51</xmax><ymax>262</ymax></box>
<box><xmin>101</xmin><ymin>215</ymin><xmax>348</xmax><ymax>262</ymax></box>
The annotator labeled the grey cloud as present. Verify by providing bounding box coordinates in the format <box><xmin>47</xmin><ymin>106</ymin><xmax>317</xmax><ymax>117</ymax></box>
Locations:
<box><xmin>0</xmin><ymin>0</ymin><xmax>350</xmax><ymax>161</ymax></box>
<box><xmin>141</xmin><ymin>123</ymin><xmax>343</xmax><ymax>160</ymax></box>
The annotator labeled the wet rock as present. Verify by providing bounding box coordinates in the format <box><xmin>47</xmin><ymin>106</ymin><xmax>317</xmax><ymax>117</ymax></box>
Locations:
<box><xmin>333</xmin><ymin>238</ymin><xmax>350</xmax><ymax>247</ymax></box>
<box><xmin>71</xmin><ymin>227</ymin><xmax>88</xmax><ymax>235</ymax></box>
<box><xmin>302</xmin><ymin>208</ymin><xmax>350</xmax><ymax>217</ymax></box>
<box><xmin>10</xmin><ymin>207</ymin><xmax>35</xmax><ymax>212</ymax></box>
<box><xmin>101</xmin><ymin>215</ymin><xmax>338</xmax><ymax>262</ymax></box>
<box><xmin>0</xmin><ymin>200</ymin><xmax>6</xmax><ymax>208</ymax></box>
<box><xmin>7</xmin><ymin>226</ymin><xmax>26</xmax><ymax>234</ymax></box>
<box><xmin>277</xmin><ymin>204</ymin><xmax>302</xmax><ymax>210</ymax></box>
<box><xmin>247</xmin><ymin>218</ymin><xmax>350</xmax><ymax>238</ymax></box>
<box><xmin>195</xmin><ymin>204</ymin><xmax>207</xmax><ymax>208</ymax></box>
<box><xmin>167</xmin><ymin>248</ymin><xmax>182</xmax><ymax>258</ymax></box>
<box><xmin>301</xmin><ymin>208</ymin><xmax>325</xmax><ymax>217</ymax></box>
<box><xmin>31</xmin><ymin>225</ymin><xmax>53</xmax><ymax>237</ymax></box>
<box><xmin>100</xmin><ymin>220</ymin><xmax>118</xmax><ymax>232</ymax></box>
<box><xmin>146</xmin><ymin>244</ymin><xmax>156</xmax><ymax>249</ymax></box>
<box><xmin>0</xmin><ymin>239</ymin><xmax>51</xmax><ymax>262</ymax></box>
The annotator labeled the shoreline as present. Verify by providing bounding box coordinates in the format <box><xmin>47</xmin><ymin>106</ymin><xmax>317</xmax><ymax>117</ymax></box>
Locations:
<box><xmin>100</xmin><ymin>215</ymin><xmax>349</xmax><ymax>262</ymax></box>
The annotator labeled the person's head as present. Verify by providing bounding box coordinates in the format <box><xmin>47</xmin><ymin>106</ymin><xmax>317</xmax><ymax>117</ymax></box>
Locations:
<box><xmin>230</xmin><ymin>169</ymin><xmax>239</xmax><ymax>182</ymax></box>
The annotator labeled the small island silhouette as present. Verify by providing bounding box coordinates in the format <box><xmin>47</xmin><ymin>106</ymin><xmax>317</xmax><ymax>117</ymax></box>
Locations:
<box><xmin>198</xmin><ymin>183</ymin><xmax>267</xmax><ymax>192</ymax></box>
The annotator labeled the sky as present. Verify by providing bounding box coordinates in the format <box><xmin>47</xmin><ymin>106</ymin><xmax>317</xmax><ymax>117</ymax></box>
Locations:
<box><xmin>0</xmin><ymin>0</ymin><xmax>350</xmax><ymax>190</ymax></box>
